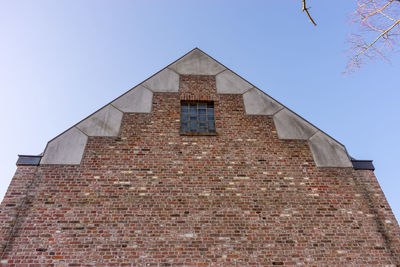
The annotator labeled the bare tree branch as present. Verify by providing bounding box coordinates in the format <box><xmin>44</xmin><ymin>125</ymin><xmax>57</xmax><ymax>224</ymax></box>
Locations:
<box><xmin>361</xmin><ymin>0</ymin><xmax>395</xmax><ymax>23</ymax></box>
<box><xmin>354</xmin><ymin>18</ymin><xmax>400</xmax><ymax>62</ymax></box>
<box><xmin>300</xmin><ymin>0</ymin><xmax>400</xmax><ymax>72</ymax></box>
<box><xmin>346</xmin><ymin>0</ymin><xmax>400</xmax><ymax>73</ymax></box>
<box><xmin>302</xmin><ymin>0</ymin><xmax>317</xmax><ymax>26</ymax></box>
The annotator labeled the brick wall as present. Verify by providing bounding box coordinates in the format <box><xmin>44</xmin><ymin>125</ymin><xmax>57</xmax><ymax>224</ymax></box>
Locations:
<box><xmin>0</xmin><ymin>166</ymin><xmax>38</xmax><ymax>256</ymax></box>
<box><xmin>1</xmin><ymin>75</ymin><xmax>399</xmax><ymax>265</ymax></box>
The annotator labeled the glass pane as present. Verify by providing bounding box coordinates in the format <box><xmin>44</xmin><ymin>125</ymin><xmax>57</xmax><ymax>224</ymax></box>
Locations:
<box><xmin>181</xmin><ymin>102</ymin><xmax>216</xmax><ymax>133</ymax></box>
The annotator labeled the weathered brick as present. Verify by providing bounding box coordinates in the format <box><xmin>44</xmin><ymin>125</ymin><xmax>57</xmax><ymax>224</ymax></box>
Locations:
<box><xmin>0</xmin><ymin>70</ymin><xmax>399</xmax><ymax>266</ymax></box>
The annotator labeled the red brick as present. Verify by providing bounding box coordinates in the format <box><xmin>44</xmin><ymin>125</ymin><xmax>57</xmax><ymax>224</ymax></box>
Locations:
<box><xmin>0</xmin><ymin>75</ymin><xmax>399</xmax><ymax>265</ymax></box>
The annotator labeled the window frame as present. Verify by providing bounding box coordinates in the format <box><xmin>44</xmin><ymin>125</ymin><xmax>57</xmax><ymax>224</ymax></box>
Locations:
<box><xmin>179</xmin><ymin>101</ymin><xmax>217</xmax><ymax>136</ymax></box>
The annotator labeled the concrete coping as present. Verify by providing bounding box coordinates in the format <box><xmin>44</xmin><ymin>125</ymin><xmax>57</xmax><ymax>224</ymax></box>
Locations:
<box><xmin>38</xmin><ymin>48</ymin><xmax>354</xmax><ymax>168</ymax></box>
<box><xmin>169</xmin><ymin>48</ymin><xmax>226</xmax><ymax>75</ymax></box>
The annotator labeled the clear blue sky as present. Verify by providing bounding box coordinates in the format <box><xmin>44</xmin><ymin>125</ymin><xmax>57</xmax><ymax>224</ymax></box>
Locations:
<box><xmin>1</xmin><ymin>1</ymin><xmax>399</xmax><ymax>221</ymax></box>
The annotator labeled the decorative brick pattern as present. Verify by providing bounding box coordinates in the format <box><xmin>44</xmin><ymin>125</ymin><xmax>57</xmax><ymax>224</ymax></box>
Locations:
<box><xmin>1</xmin><ymin>75</ymin><xmax>399</xmax><ymax>265</ymax></box>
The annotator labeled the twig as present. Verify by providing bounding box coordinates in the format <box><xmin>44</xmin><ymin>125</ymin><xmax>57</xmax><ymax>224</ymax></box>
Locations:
<box><xmin>360</xmin><ymin>0</ymin><xmax>395</xmax><ymax>23</ymax></box>
<box><xmin>354</xmin><ymin>18</ymin><xmax>400</xmax><ymax>62</ymax></box>
<box><xmin>302</xmin><ymin>0</ymin><xmax>317</xmax><ymax>26</ymax></box>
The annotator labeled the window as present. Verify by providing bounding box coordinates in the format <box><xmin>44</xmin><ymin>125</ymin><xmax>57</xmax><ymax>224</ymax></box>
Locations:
<box><xmin>180</xmin><ymin>101</ymin><xmax>216</xmax><ymax>134</ymax></box>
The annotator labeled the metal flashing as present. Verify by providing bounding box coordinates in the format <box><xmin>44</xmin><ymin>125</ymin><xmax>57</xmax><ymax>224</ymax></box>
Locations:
<box><xmin>16</xmin><ymin>155</ymin><xmax>42</xmax><ymax>166</ymax></box>
<box><xmin>352</xmin><ymin>159</ymin><xmax>375</xmax><ymax>171</ymax></box>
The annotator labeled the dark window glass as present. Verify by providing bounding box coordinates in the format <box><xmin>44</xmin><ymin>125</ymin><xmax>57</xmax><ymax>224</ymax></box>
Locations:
<box><xmin>180</xmin><ymin>101</ymin><xmax>216</xmax><ymax>133</ymax></box>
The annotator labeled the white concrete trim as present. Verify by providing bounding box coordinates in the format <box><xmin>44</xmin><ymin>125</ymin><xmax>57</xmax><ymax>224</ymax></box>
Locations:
<box><xmin>109</xmin><ymin>103</ymin><xmax>124</xmax><ymax>114</ymax></box>
<box><xmin>142</xmin><ymin>68</ymin><xmax>179</xmax><ymax>93</ymax></box>
<box><xmin>112</xmin><ymin>85</ymin><xmax>153</xmax><ymax>113</ymax></box>
<box><xmin>216</xmin><ymin>70</ymin><xmax>253</xmax><ymax>94</ymax></box>
<box><xmin>38</xmin><ymin>48</ymin><xmax>353</xmax><ymax>169</ymax></box>
<box><xmin>241</xmin><ymin>86</ymin><xmax>255</xmax><ymax>95</ymax></box>
<box><xmin>169</xmin><ymin>48</ymin><xmax>226</xmax><ymax>75</ymax></box>
<box><xmin>166</xmin><ymin>67</ymin><xmax>180</xmax><ymax>76</ymax></box>
<box><xmin>76</xmin><ymin>105</ymin><xmax>123</xmax><ymax>137</ymax></box>
<box><xmin>243</xmin><ymin>88</ymin><xmax>283</xmax><ymax>115</ymax></box>
<box><xmin>273</xmin><ymin>108</ymin><xmax>318</xmax><ymax>140</ymax></box>
<box><xmin>41</xmin><ymin>127</ymin><xmax>88</xmax><ymax>165</ymax></box>
<box><xmin>308</xmin><ymin>132</ymin><xmax>352</xmax><ymax>167</ymax></box>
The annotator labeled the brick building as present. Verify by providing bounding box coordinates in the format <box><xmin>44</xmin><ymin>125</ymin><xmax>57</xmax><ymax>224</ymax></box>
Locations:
<box><xmin>1</xmin><ymin>48</ymin><xmax>399</xmax><ymax>265</ymax></box>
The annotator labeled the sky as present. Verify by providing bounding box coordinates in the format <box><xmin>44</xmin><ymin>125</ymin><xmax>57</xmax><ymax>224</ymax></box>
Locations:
<box><xmin>0</xmin><ymin>1</ymin><xmax>399</xmax><ymax>221</ymax></box>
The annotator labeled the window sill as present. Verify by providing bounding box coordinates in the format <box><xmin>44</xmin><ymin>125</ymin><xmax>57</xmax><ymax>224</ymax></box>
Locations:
<box><xmin>180</xmin><ymin>132</ymin><xmax>218</xmax><ymax>136</ymax></box>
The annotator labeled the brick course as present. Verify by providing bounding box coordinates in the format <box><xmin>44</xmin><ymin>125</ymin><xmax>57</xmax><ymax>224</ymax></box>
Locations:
<box><xmin>1</xmin><ymin>75</ymin><xmax>399</xmax><ymax>266</ymax></box>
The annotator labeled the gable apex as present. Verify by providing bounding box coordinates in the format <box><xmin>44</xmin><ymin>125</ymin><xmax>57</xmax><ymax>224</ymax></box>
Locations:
<box><xmin>168</xmin><ymin>48</ymin><xmax>226</xmax><ymax>75</ymax></box>
<box><xmin>39</xmin><ymin>48</ymin><xmax>353</xmax><ymax>168</ymax></box>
